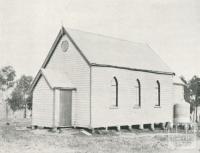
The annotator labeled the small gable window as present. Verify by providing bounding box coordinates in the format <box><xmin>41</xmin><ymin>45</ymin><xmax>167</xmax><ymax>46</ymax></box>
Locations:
<box><xmin>111</xmin><ymin>76</ymin><xmax>118</xmax><ymax>107</ymax></box>
<box><xmin>155</xmin><ymin>80</ymin><xmax>161</xmax><ymax>106</ymax></box>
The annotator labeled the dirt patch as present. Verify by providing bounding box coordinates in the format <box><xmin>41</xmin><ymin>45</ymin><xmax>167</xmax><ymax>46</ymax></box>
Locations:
<box><xmin>0</xmin><ymin>119</ymin><xmax>199</xmax><ymax>153</ymax></box>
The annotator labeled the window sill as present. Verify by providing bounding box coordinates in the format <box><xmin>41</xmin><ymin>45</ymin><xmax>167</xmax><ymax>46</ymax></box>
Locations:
<box><xmin>154</xmin><ymin>105</ymin><xmax>161</xmax><ymax>108</ymax></box>
<box><xmin>133</xmin><ymin>105</ymin><xmax>141</xmax><ymax>109</ymax></box>
<box><xmin>109</xmin><ymin>106</ymin><xmax>119</xmax><ymax>109</ymax></box>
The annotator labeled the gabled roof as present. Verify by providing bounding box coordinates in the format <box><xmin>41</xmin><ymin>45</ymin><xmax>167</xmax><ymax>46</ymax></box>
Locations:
<box><xmin>42</xmin><ymin>27</ymin><xmax>174</xmax><ymax>75</ymax></box>
<box><xmin>33</xmin><ymin>68</ymin><xmax>75</xmax><ymax>91</ymax></box>
<box><xmin>30</xmin><ymin>26</ymin><xmax>175</xmax><ymax>92</ymax></box>
<box><xmin>67</xmin><ymin>28</ymin><xmax>174</xmax><ymax>74</ymax></box>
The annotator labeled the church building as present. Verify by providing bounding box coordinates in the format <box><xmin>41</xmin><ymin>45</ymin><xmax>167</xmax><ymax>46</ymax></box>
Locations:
<box><xmin>30</xmin><ymin>27</ymin><xmax>176</xmax><ymax>130</ymax></box>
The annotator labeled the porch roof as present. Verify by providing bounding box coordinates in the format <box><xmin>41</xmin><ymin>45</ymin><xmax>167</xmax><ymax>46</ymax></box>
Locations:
<box><xmin>41</xmin><ymin>68</ymin><xmax>75</xmax><ymax>90</ymax></box>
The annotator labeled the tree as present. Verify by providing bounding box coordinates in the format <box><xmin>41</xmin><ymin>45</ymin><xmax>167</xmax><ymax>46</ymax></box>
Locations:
<box><xmin>0</xmin><ymin>66</ymin><xmax>16</xmax><ymax>122</ymax></box>
<box><xmin>7</xmin><ymin>89</ymin><xmax>24</xmax><ymax>112</ymax></box>
<box><xmin>180</xmin><ymin>75</ymin><xmax>200</xmax><ymax>122</ymax></box>
<box><xmin>7</xmin><ymin>75</ymin><xmax>33</xmax><ymax>118</ymax></box>
<box><xmin>0</xmin><ymin>66</ymin><xmax>16</xmax><ymax>91</ymax></box>
<box><xmin>180</xmin><ymin>76</ymin><xmax>190</xmax><ymax>103</ymax></box>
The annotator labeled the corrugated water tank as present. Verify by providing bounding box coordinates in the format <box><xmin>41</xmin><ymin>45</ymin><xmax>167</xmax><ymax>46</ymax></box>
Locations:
<box><xmin>174</xmin><ymin>103</ymin><xmax>190</xmax><ymax>123</ymax></box>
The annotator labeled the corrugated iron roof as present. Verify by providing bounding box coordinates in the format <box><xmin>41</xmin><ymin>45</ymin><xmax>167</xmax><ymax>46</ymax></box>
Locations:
<box><xmin>30</xmin><ymin>27</ymin><xmax>175</xmax><ymax>92</ymax></box>
<box><xmin>41</xmin><ymin>68</ymin><xmax>75</xmax><ymax>89</ymax></box>
<box><xmin>66</xmin><ymin>28</ymin><xmax>173</xmax><ymax>73</ymax></box>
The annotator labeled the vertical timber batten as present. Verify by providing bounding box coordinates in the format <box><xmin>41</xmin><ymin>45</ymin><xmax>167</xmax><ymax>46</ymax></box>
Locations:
<box><xmin>89</xmin><ymin>66</ymin><xmax>92</xmax><ymax>128</ymax></box>
<box><xmin>52</xmin><ymin>89</ymin><xmax>56</xmax><ymax>127</ymax></box>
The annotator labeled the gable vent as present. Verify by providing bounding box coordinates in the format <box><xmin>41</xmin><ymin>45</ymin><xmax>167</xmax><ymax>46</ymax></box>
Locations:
<box><xmin>61</xmin><ymin>40</ymin><xmax>69</xmax><ymax>52</ymax></box>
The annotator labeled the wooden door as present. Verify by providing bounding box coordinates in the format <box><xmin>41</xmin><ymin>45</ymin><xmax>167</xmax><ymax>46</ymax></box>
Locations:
<box><xmin>59</xmin><ymin>90</ymin><xmax>72</xmax><ymax>126</ymax></box>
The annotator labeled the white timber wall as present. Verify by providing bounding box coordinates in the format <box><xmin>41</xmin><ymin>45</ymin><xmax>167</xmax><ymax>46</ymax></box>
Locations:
<box><xmin>46</xmin><ymin>35</ymin><xmax>91</xmax><ymax>127</ymax></box>
<box><xmin>32</xmin><ymin>76</ymin><xmax>54</xmax><ymax>127</ymax></box>
<box><xmin>91</xmin><ymin>66</ymin><xmax>174</xmax><ymax>128</ymax></box>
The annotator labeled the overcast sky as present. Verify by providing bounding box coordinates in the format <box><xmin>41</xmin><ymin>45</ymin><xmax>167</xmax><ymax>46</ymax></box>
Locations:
<box><xmin>0</xmin><ymin>0</ymin><xmax>200</xmax><ymax>80</ymax></box>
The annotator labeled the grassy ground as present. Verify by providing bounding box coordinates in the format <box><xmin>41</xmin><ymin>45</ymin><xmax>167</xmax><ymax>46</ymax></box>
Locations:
<box><xmin>0</xmin><ymin>119</ymin><xmax>199</xmax><ymax>153</ymax></box>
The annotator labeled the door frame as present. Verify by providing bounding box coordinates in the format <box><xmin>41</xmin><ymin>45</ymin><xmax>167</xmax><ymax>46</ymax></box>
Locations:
<box><xmin>59</xmin><ymin>89</ymin><xmax>72</xmax><ymax>127</ymax></box>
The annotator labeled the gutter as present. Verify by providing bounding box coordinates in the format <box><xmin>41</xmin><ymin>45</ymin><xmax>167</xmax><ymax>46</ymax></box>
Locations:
<box><xmin>91</xmin><ymin>63</ymin><xmax>175</xmax><ymax>76</ymax></box>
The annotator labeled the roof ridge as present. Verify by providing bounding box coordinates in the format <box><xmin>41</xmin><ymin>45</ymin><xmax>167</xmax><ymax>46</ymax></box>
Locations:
<box><xmin>64</xmin><ymin>26</ymin><xmax>147</xmax><ymax>46</ymax></box>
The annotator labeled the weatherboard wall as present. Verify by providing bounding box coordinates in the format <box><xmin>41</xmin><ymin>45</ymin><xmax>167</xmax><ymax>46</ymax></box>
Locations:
<box><xmin>45</xmin><ymin>34</ymin><xmax>91</xmax><ymax>127</ymax></box>
<box><xmin>32</xmin><ymin>76</ymin><xmax>54</xmax><ymax>127</ymax></box>
<box><xmin>91</xmin><ymin>66</ymin><xmax>174</xmax><ymax>128</ymax></box>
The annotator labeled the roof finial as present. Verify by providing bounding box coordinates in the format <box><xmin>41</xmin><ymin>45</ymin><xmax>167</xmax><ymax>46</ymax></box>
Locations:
<box><xmin>61</xmin><ymin>20</ymin><xmax>63</xmax><ymax>28</ymax></box>
<box><xmin>61</xmin><ymin>20</ymin><xmax>64</xmax><ymax>35</ymax></box>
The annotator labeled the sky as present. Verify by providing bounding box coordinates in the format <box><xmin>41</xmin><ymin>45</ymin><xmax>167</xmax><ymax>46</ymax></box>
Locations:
<box><xmin>0</xmin><ymin>0</ymin><xmax>200</xmax><ymax>80</ymax></box>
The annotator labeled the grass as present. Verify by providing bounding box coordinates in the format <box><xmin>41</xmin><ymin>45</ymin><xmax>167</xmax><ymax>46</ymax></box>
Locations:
<box><xmin>0</xmin><ymin>119</ymin><xmax>199</xmax><ymax>153</ymax></box>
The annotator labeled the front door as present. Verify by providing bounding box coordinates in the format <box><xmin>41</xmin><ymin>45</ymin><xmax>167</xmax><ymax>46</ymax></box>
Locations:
<box><xmin>59</xmin><ymin>90</ymin><xmax>72</xmax><ymax>126</ymax></box>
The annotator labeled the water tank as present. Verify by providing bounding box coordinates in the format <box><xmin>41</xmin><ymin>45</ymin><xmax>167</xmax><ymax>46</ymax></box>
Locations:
<box><xmin>174</xmin><ymin>103</ymin><xmax>190</xmax><ymax>123</ymax></box>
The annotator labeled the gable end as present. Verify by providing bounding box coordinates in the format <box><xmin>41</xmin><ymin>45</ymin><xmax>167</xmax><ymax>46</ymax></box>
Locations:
<box><xmin>30</xmin><ymin>27</ymin><xmax>91</xmax><ymax>92</ymax></box>
<box><xmin>42</xmin><ymin>27</ymin><xmax>90</xmax><ymax>69</ymax></box>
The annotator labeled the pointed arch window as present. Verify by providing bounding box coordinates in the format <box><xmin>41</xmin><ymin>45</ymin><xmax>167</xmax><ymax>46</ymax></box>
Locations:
<box><xmin>136</xmin><ymin>79</ymin><xmax>141</xmax><ymax>107</ymax></box>
<box><xmin>111</xmin><ymin>76</ymin><xmax>118</xmax><ymax>107</ymax></box>
<box><xmin>155</xmin><ymin>80</ymin><xmax>161</xmax><ymax>106</ymax></box>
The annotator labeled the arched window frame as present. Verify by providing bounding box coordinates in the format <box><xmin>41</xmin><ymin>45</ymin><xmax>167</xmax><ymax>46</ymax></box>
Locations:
<box><xmin>136</xmin><ymin>79</ymin><xmax>141</xmax><ymax>107</ymax></box>
<box><xmin>155</xmin><ymin>80</ymin><xmax>161</xmax><ymax>106</ymax></box>
<box><xmin>111</xmin><ymin>76</ymin><xmax>118</xmax><ymax>107</ymax></box>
